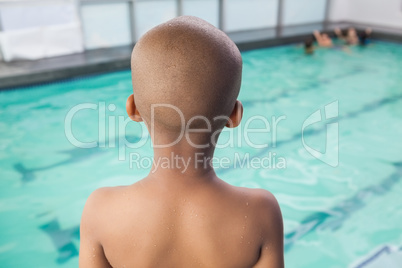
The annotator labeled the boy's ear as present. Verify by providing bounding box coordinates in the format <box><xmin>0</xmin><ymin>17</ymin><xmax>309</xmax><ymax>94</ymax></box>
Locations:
<box><xmin>226</xmin><ymin>100</ymin><xmax>243</xmax><ymax>128</ymax></box>
<box><xmin>126</xmin><ymin>94</ymin><xmax>143</xmax><ymax>122</ymax></box>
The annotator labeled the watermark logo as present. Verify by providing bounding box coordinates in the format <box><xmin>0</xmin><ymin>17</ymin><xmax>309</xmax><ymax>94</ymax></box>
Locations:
<box><xmin>129</xmin><ymin>152</ymin><xmax>286</xmax><ymax>173</ymax></box>
<box><xmin>63</xmin><ymin>100</ymin><xmax>339</xmax><ymax>171</ymax></box>
<box><xmin>302</xmin><ymin>100</ymin><xmax>339</xmax><ymax>167</ymax></box>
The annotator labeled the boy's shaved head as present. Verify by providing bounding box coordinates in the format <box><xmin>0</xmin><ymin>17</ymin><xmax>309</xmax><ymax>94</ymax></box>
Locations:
<box><xmin>131</xmin><ymin>16</ymin><xmax>242</xmax><ymax>132</ymax></box>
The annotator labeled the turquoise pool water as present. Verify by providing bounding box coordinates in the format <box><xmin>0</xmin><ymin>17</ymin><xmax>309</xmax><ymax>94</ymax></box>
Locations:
<box><xmin>1</xmin><ymin>41</ymin><xmax>402</xmax><ymax>267</ymax></box>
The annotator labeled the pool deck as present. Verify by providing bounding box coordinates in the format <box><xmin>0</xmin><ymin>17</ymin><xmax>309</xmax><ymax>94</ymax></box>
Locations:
<box><xmin>1</xmin><ymin>21</ymin><xmax>401</xmax><ymax>90</ymax></box>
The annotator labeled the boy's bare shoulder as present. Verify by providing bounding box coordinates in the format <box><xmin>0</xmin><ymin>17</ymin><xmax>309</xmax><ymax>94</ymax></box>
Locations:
<box><xmin>83</xmin><ymin>184</ymin><xmax>139</xmax><ymax>209</ymax></box>
<box><xmin>232</xmin><ymin>185</ymin><xmax>282</xmax><ymax>230</ymax></box>
<box><xmin>228</xmin><ymin>183</ymin><xmax>280</xmax><ymax>210</ymax></box>
<box><xmin>81</xmin><ymin>186</ymin><xmax>132</xmax><ymax>225</ymax></box>
<box><xmin>84</xmin><ymin>186</ymin><xmax>125</xmax><ymax>208</ymax></box>
<box><xmin>248</xmin><ymin>187</ymin><xmax>280</xmax><ymax>211</ymax></box>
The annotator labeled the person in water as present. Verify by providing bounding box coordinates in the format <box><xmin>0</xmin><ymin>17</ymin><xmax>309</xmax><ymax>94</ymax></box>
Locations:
<box><xmin>304</xmin><ymin>37</ymin><xmax>315</xmax><ymax>55</ymax></box>
<box><xmin>313</xmin><ymin>30</ymin><xmax>333</xmax><ymax>47</ymax></box>
<box><xmin>359</xmin><ymin>28</ymin><xmax>372</xmax><ymax>46</ymax></box>
<box><xmin>335</xmin><ymin>27</ymin><xmax>372</xmax><ymax>46</ymax></box>
<box><xmin>334</xmin><ymin>27</ymin><xmax>359</xmax><ymax>45</ymax></box>
<box><xmin>79</xmin><ymin>16</ymin><xmax>284</xmax><ymax>268</ymax></box>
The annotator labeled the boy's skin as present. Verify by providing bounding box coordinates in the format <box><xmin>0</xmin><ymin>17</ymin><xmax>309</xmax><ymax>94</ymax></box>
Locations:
<box><xmin>79</xmin><ymin>16</ymin><xmax>284</xmax><ymax>268</ymax></box>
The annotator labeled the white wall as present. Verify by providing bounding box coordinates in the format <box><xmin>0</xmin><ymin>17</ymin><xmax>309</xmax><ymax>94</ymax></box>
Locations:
<box><xmin>330</xmin><ymin>0</ymin><xmax>402</xmax><ymax>29</ymax></box>
<box><xmin>329</xmin><ymin>0</ymin><xmax>350</xmax><ymax>21</ymax></box>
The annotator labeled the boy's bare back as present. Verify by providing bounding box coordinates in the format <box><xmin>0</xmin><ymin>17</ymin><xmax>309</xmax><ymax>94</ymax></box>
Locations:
<box><xmin>81</xmin><ymin>175</ymin><xmax>282</xmax><ymax>267</ymax></box>
<box><xmin>79</xmin><ymin>16</ymin><xmax>284</xmax><ymax>268</ymax></box>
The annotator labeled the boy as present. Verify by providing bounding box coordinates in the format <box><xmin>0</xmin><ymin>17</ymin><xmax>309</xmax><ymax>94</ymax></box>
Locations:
<box><xmin>79</xmin><ymin>16</ymin><xmax>284</xmax><ymax>268</ymax></box>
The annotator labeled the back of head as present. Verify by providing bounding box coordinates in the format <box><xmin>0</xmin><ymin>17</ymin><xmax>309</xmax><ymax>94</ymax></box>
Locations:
<box><xmin>304</xmin><ymin>38</ymin><xmax>314</xmax><ymax>55</ymax></box>
<box><xmin>341</xmin><ymin>29</ymin><xmax>348</xmax><ymax>37</ymax></box>
<box><xmin>131</xmin><ymin>16</ymin><xmax>242</xmax><ymax>132</ymax></box>
<box><xmin>304</xmin><ymin>38</ymin><xmax>313</xmax><ymax>48</ymax></box>
<box><xmin>359</xmin><ymin>31</ymin><xmax>369</xmax><ymax>45</ymax></box>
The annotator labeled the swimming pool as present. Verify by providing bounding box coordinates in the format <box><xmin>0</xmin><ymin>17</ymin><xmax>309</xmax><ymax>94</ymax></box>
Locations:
<box><xmin>1</xmin><ymin>41</ymin><xmax>402</xmax><ymax>267</ymax></box>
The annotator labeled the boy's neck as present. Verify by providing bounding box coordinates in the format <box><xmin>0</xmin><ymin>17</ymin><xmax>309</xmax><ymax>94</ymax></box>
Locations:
<box><xmin>148</xmin><ymin>139</ymin><xmax>217</xmax><ymax>182</ymax></box>
<box><xmin>143</xmin><ymin>126</ymin><xmax>223</xmax><ymax>184</ymax></box>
